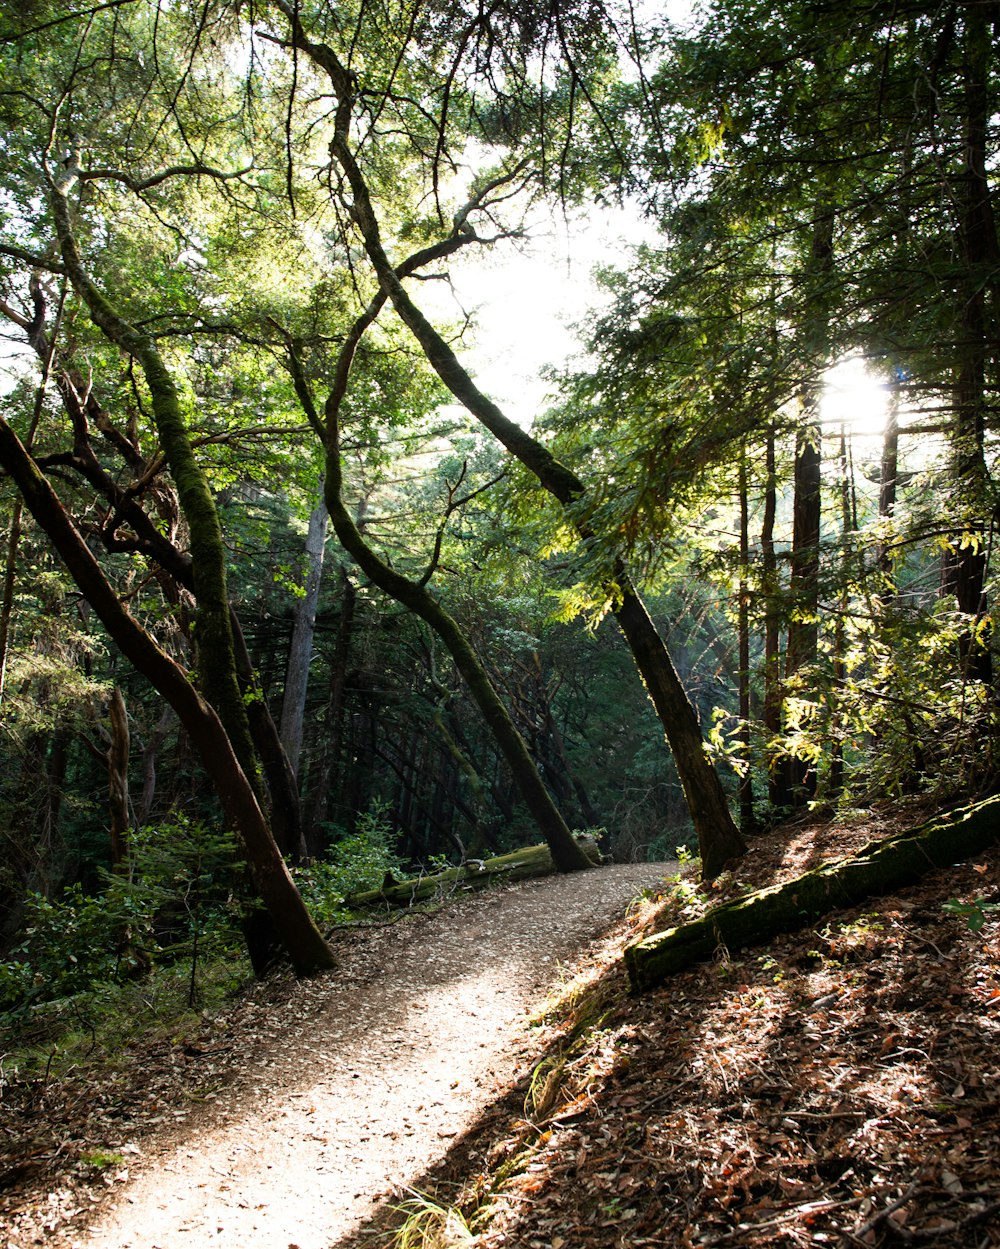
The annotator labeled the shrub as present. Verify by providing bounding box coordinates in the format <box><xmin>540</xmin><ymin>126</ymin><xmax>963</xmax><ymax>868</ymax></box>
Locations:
<box><xmin>294</xmin><ymin>799</ymin><xmax>404</xmax><ymax>927</ymax></box>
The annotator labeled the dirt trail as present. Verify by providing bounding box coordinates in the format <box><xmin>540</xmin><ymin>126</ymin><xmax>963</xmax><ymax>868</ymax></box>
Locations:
<box><xmin>57</xmin><ymin>862</ymin><xmax>673</xmax><ymax>1249</ymax></box>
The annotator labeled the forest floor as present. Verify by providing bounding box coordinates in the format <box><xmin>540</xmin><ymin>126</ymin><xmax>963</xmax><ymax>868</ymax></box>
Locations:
<box><xmin>0</xmin><ymin>858</ymin><xmax>673</xmax><ymax>1249</ymax></box>
<box><xmin>3</xmin><ymin>803</ymin><xmax>1000</xmax><ymax>1249</ymax></box>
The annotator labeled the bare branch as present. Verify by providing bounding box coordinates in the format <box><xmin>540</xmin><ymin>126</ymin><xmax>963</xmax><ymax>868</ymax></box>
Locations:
<box><xmin>0</xmin><ymin>0</ymin><xmax>137</xmax><ymax>44</ymax></box>
<box><xmin>0</xmin><ymin>244</ymin><xmax>66</xmax><ymax>275</ymax></box>
<box><xmin>79</xmin><ymin>162</ymin><xmax>253</xmax><ymax>192</ymax></box>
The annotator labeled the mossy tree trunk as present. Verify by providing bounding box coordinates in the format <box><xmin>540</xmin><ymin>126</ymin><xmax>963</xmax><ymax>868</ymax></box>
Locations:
<box><xmin>281</xmin><ymin>15</ymin><xmax>744</xmax><ymax>879</ymax></box>
<box><xmin>37</xmin><ymin>170</ymin><xmax>334</xmax><ymax>973</ymax></box>
<box><xmin>0</xmin><ymin>414</ymin><xmax>336</xmax><ymax>972</ymax></box>
<box><xmin>940</xmin><ymin>4</ymin><xmax>997</xmax><ymax>687</ymax></box>
<box><xmin>285</xmin><ymin>346</ymin><xmax>591</xmax><ymax>873</ymax></box>
<box><xmin>349</xmin><ymin>837</ymin><xmax>603</xmax><ymax>909</ymax></box>
<box><xmin>625</xmin><ymin>797</ymin><xmax>1000</xmax><ymax>991</ymax></box>
<box><xmin>761</xmin><ymin>424</ymin><xmax>784</xmax><ymax>811</ymax></box>
<box><xmin>50</xmin><ymin>178</ymin><xmax>258</xmax><ymax>786</ymax></box>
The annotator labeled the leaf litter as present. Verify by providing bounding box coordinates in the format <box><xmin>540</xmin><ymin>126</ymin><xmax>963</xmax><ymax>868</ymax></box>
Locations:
<box><xmin>5</xmin><ymin>804</ymin><xmax>1000</xmax><ymax>1249</ymax></box>
<box><xmin>0</xmin><ymin>862</ymin><xmax>672</xmax><ymax>1249</ymax></box>
<box><xmin>419</xmin><ymin>806</ymin><xmax>1000</xmax><ymax>1249</ymax></box>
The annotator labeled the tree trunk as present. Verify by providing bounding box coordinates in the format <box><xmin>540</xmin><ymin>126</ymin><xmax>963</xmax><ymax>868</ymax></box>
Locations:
<box><xmin>940</xmin><ymin>4</ymin><xmax>998</xmax><ymax>686</ymax></box>
<box><xmin>107</xmin><ymin>686</ymin><xmax>131</xmax><ymax>871</ymax></box>
<box><xmin>348</xmin><ymin>835</ymin><xmax>603</xmax><ymax>909</ymax></box>
<box><xmin>0</xmin><ymin>291</ymin><xmax>58</xmax><ymax>708</ymax></box>
<box><xmin>737</xmin><ymin>448</ymin><xmax>756</xmax><ymax>834</ymax></box>
<box><xmin>0</xmin><ymin>500</ymin><xmax>23</xmax><ymax>707</ymax></box>
<box><xmin>547</xmin><ymin>706</ymin><xmax>600</xmax><ymax>829</ymax></box>
<box><xmin>625</xmin><ymin>795</ymin><xmax>1000</xmax><ymax>991</ymax></box>
<box><xmin>874</xmin><ymin>383</ymin><xmax>901</xmax><ymax>608</ymax></box>
<box><xmin>230</xmin><ymin>611</ymin><xmax>306</xmax><ymax>861</ymax></box>
<box><xmin>829</xmin><ymin>429</ymin><xmax>851</xmax><ymax>797</ymax></box>
<box><xmin>0</xmin><ymin>414</ymin><xmax>336</xmax><ymax>974</ymax></box>
<box><xmin>280</xmin><ymin>481</ymin><xmax>328</xmax><ymax>777</ymax></box>
<box><xmin>319</xmin><ymin>417</ymin><xmax>592</xmax><ymax>873</ymax></box>
<box><xmin>306</xmin><ymin>567</ymin><xmax>356</xmax><ymax>844</ymax></box>
<box><xmin>138</xmin><ymin>706</ymin><xmax>174</xmax><ymax>824</ymax></box>
<box><xmin>761</xmin><ymin>425</ymin><xmax>784</xmax><ymax>811</ymax></box>
<box><xmin>783</xmin><ymin>207</ymin><xmax>833</xmax><ymax>803</ymax></box>
<box><xmin>49</xmin><ymin>178</ymin><xmax>262</xmax><ymax>800</ymax></box>
<box><xmin>44</xmin><ymin>726</ymin><xmax>69</xmax><ymax>864</ymax></box>
<box><xmin>289</xmin><ymin>39</ymin><xmax>743</xmax><ymax>878</ymax></box>
<box><xmin>783</xmin><ymin>415</ymin><xmax>822</xmax><ymax>803</ymax></box>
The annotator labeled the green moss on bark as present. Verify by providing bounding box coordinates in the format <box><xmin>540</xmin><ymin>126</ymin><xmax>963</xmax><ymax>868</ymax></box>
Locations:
<box><xmin>625</xmin><ymin>796</ymin><xmax>1000</xmax><ymax>992</ymax></box>
<box><xmin>348</xmin><ymin>837</ymin><xmax>603</xmax><ymax>909</ymax></box>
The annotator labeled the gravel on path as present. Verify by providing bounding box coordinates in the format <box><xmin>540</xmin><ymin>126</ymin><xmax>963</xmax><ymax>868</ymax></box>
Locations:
<box><xmin>65</xmin><ymin>861</ymin><xmax>675</xmax><ymax>1249</ymax></box>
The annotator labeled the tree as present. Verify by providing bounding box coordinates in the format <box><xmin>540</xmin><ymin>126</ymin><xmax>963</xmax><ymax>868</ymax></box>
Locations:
<box><xmin>264</xmin><ymin>0</ymin><xmax>745</xmax><ymax>877</ymax></box>
<box><xmin>550</xmin><ymin>0</ymin><xmax>1000</xmax><ymax>814</ymax></box>
<box><xmin>284</xmin><ymin>342</ymin><xmax>593</xmax><ymax>871</ymax></box>
<box><xmin>0</xmin><ymin>5</ymin><xmax>335</xmax><ymax>972</ymax></box>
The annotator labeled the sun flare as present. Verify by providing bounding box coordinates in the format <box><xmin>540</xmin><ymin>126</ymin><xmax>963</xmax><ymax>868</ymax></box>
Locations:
<box><xmin>821</xmin><ymin>357</ymin><xmax>892</xmax><ymax>440</ymax></box>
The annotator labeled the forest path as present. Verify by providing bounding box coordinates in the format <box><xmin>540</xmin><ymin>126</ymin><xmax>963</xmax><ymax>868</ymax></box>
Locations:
<box><xmin>63</xmin><ymin>861</ymin><xmax>674</xmax><ymax>1249</ymax></box>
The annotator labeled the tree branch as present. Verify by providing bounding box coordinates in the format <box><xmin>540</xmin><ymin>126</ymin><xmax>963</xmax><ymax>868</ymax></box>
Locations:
<box><xmin>79</xmin><ymin>162</ymin><xmax>253</xmax><ymax>192</ymax></box>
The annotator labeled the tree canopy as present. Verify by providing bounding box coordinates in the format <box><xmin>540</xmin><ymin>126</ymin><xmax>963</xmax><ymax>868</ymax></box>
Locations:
<box><xmin>0</xmin><ymin>0</ymin><xmax>997</xmax><ymax>984</ymax></box>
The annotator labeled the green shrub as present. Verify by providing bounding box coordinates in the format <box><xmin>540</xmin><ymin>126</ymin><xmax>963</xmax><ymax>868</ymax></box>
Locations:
<box><xmin>294</xmin><ymin>799</ymin><xmax>403</xmax><ymax>927</ymax></box>
<box><xmin>0</xmin><ymin>884</ymin><xmax>131</xmax><ymax>1011</ymax></box>
<box><xmin>0</xmin><ymin>814</ymin><xmax>242</xmax><ymax>1018</ymax></box>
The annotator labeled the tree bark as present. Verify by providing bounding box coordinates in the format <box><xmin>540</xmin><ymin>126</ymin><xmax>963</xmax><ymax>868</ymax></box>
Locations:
<box><xmin>783</xmin><ymin>206</ymin><xmax>833</xmax><ymax>803</ymax></box>
<box><xmin>940</xmin><ymin>4</ymin><xmax>998</xmax><ymax>686</ymax></box>
<box><xmin>107</xmin><ymin>686</ymin><xmax>131</xmax><ymax>871</ymax></box>
<box><xmin>348</xmin><ymin>835</ymin><xmax>603</xmax><ymax>909</ymax></box>
<box><xmin>230</xmin><ymin>612</ymin><xmax>306</xmax><ymax>861</ymax></box>
<box><xmin>829</xmin><ymin>429</ymin><xmax>851</xmax><ymax>798</ymax></box>
<box><xmin>761</xmin><ymin>425</ymin><xmax>784</xmax><ymax>811</ymax></box>
<box><xmin>0</xmin><ymin>415</ymin><xmax>336</xmax><ymax>974</ymax></box>
<box><xmin>318</xmin><ymin>416</ymin><xmax>593</xmax><ymax>873</ymax></box>
<box><xmin>737</xmin><ymin>447</ymin><xmax>755</xmax><ymax>833</ymax></box>
<box><xmin>138</xmin><ymin>706</ymin><xmax>174</xmax><ymax>824</ymax></box>
<box><xmin>875</xmin><ymin>385</ymin><xmax>901</xmax><ymax>604</ymax></box>
<box><xmin>0</xmin><ymin>500</ymin><xmax>22</xmax><ymax>707</ymax></box>
<box><xmin>280</xmin><ymin>481</ymin><xmax>328</xmax><ymax>777</ymax></box>
<box><xmin>49</xmin><ymin>173</ymin><xmax>261</xmax><ymax>798</ymax></box>
<box><xmin>277</xmin><ymin>14</ymin><xmax>744</xmax><ymax>879</ymax></box>
<box><xmin>783</xmin><ymin>417</ymin><xmax>821</xmax><ymax>802</ymax></box>
<box><xmin>625</xmin><ymin>795</ymin><xmax>1000</xmax><ymax>991</ymax></box>
<box><xmin>306</xmin><ymin>567</ymin><xmax>356</xmax><ymax>844</ymax></box>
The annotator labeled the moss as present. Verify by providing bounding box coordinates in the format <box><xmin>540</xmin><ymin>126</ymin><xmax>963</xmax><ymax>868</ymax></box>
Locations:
<box><xmin>347</xmin><ymin>837</ymin><xmax>603</xmax><ymax>909</ymax></box>
<box><xmin>625</xmin><ymin>795</ymin><xmax>1000</xmax><ymax>992</ymax></box>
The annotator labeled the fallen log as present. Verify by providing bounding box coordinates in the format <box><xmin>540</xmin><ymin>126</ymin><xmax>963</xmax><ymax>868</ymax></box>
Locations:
<box><xmin>347</xmin><ymin>835</ymin><xmax>603</xmax><ymax>910</ymax></box>
<box><xmin>624</xmin><ymin>795</ymin><xmax>1000</xmax><ymax>993</ymax></box>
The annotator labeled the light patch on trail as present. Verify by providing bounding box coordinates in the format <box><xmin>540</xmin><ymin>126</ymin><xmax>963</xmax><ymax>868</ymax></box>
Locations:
<box><xmin>71</xmin><ymin>863</ymin><xmax>674</xmax><ymax>1249</ymax></box>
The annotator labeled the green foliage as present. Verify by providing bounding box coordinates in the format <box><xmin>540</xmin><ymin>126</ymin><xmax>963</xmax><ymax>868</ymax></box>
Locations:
<box><xmin>0</xmin><ymin>0</ymin><xmax>997</xmax><ymax>937</ymax></box>
<box><xmin>79</xmin><ymin>1150</ymin><xmax>126</xmax><ymax>1170</ymax></box>
<box><xmin>294</xmin><ymin>800</ymin><xmax>404</xmax><ymax>928</ymax></box>
<box><xmin>392</xmin><ymin>1190</ymin><xmax>474</xmax><ymax>1249</ymax></box>
<box><xmin>115</xmin><ymin>815</ymin><xmax>240</xmax><ymax>957</ymax></box>
<box><xmin>1</xmin><ymin>953</ymin><xmax>249</xmax><ymax>1087</ymax></box>
<box><xmin>0</xmin><ymin>884</ymin><xmax>129</xmax><ymax>1012</ymax></box>
<box><xmin>942</xmin><ymin>898</ymin><xmax>1000</xmax><ymax>933</ymax></box>
<box><xmin>0</xmin><ymin>814</ymin><xmax>242</xmax><ymax>1019</ymax></box>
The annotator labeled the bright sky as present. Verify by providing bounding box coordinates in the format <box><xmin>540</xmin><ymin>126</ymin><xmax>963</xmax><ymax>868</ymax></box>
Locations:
<box><xmin>821</xmin><ymin>356</ymin><xmax>892</xmax><ymax>440</ymax></box>
<box><xmin>430</xmin><ymin>203</ymin><xmax>653</xmax><ymax>427</ymax></box>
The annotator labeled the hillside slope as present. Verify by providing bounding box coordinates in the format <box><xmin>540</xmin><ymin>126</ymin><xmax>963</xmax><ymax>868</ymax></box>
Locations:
<box><xmin>352</xmin><ymin>807</ymin><xmax>1000</xmax><ymax>1248</ymax></box>
<box><xmin>0</xmin><ymin>862</ymin><xmax>673</xmax><ymax>1249</ymax></box>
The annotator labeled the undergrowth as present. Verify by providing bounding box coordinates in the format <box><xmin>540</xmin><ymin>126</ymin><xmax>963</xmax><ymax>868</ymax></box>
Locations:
<box><xmin>0</xmin><ymin>955</ymin><xmax>249</xmax><ymax>1089</ymax></box>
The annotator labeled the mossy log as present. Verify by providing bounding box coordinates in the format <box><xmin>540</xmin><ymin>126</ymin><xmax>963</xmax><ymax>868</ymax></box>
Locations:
<box><xmin>624</xmin><ymin>796</ymin><xmax>1000</xmax><ymax>993</ymax></box>
<box><xmin>348</xmin><ymin>836</ymin><xmax>603</xmax><ymax>910</ymax></box>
